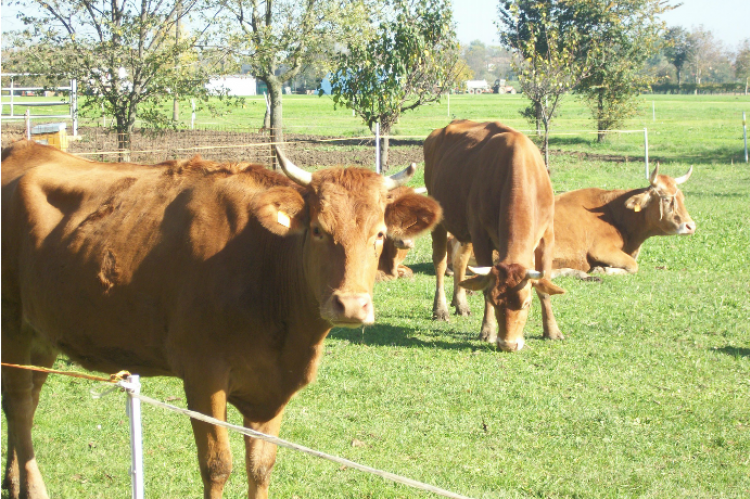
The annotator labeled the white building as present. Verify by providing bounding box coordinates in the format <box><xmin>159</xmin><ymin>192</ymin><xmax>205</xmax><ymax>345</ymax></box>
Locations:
<box><xmin>206</xmin><ymin>75</ymin><xmax>257</xmax><ymax>96</ymax></box>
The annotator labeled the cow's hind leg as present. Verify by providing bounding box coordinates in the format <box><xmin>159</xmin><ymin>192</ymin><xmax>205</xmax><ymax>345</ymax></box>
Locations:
<box><xmin>431</xmin><ymin>224</ymin><xmax>450</xmax><ymax>321</ymax></box>
<box><xmin>451</xmin><ymin>241</ymin><xmax>473</xmax><ymax>316</ymax></box>
<box><xmin>2</xmin><ymin>303</ymin><xmax>56</xmax><ymax>499</ymax></box>
<box><xmin>184</xmin><ymin>373</ymin><xmax>233</xmax><ymax>499</ymax></box>
<box><xmin>243</xmin><ymin>410</ymin><xmax>284</xmax><ymax>499</ymax></box>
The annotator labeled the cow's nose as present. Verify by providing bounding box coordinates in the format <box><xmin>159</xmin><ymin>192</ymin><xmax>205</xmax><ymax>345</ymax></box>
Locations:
<box><xmin>497</xmin><ymin>338</ymin><xmax>525</xmax><ymax>352</ymax></box>
<box><xmin>330</xmin><ymin>293</ymin><xmax>374</xmax><ymax>325</ymax></box>
<box><xmin>682</xmin><ymin>221</ymin><xmax>696</xmax><ymax>234</ymax></box>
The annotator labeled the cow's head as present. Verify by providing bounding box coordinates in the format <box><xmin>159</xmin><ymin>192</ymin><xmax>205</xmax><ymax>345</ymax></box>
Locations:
<box><xmin>459</xmin><ymin>264</ymin><xmax>564</xmax><ymax>352</ymax></box>
<box><xmin>253</xmin><ymin>148</ymin><xmax>442</xmax><ymax>327</ymax></box>
<box><xmin>624</xmin><ymin>164</ymin><xmax>696</xmax><ymax>236</ymax></box>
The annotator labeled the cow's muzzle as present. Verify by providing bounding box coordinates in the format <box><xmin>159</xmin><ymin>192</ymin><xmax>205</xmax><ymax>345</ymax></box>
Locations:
<box><xmin>497</xmin><ymin>337</ymin><xmax>525</xmax><ymax>352</ymax></box>
<box><xmin>678</xmin><ymin>221</ymin><xmax>696</xmax><ymax>235</ymax></box>
<box><xmin>325</xmin><ymin>292</ymin><xmax>374</xmax><ymax>327</ymax></box>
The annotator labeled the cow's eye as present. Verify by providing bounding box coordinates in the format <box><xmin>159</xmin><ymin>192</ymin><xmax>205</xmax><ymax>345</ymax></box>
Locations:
<box><xmin>377</xmin><ymin>231</ymin><xmax>386</xmax><ymax>240</ymax></box>
<box><xmin>311</xmin><ymin>226</ymin><xmax>324</xmax><ymax>239</ymax></box>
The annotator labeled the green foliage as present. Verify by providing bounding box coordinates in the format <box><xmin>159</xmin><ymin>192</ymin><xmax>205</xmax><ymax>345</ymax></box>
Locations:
<box><xmin>5</xmin><ymin>0</ymin><xmax>229</xmax><ymax>151</ymax></box>
<box><xmin>326</xmin><ymin>0</ymin><xmax>459</xmax><ymax>135</ymax></box>
<box><xmin>571</xmin><ymin>0</ymin><xmax>668</xmax><ymax>141</ymax></box>
<box><xmin>663</xmin><ymin>26</ymin><xmax>693</xmax><ymax>87</ymax></box>
<box><xmin>734</xmin><ymin>39</ymin><xmax>750</xmax><ymax>82</ymax></box>
<box><xmin>498</xmin><ymin>0</ymin><xmax>593</xmax><ymax>166</ymax></box>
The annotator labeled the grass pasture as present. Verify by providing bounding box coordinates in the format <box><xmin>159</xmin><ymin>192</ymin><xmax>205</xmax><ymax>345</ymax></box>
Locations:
<box><xmin>2</xmin><ymin>94</ymin><xmax>750</xmax><ymax>499</ymax></box>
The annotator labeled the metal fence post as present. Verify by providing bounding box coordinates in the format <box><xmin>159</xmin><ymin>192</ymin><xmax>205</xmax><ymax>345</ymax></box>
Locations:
<box><xmin>25</xmin><ymin>109</ymin><xmax>31</xmax><ymax>140</ymax></box>
<box><xmin>644</xmin><ymin>128</ymin><xmax>649</xmax><ymax>178</ymax></box>
<box><xmin>124</xmin><ymin>375</ymin><xmax>145</xmax><ymax>499</ymax></box>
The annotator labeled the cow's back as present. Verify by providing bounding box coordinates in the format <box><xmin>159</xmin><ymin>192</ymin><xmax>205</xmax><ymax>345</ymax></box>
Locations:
<box><xmin>2</xmin><ymin>141</ymin><xmax>298</xmax><ymax>376</ymax></box>
<box><xmin>424</xmin><ymin>119</ymin><xmax>553</xmax><ymax>261</ymax></box>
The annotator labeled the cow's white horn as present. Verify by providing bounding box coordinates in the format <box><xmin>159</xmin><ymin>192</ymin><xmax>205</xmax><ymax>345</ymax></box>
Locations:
<box><xmin>525</xmin><ymin>269</ymin><xmax>543</xmax><ymax>279</ymax></box>
<box><xmin>383</xmin><ymin>163</ymin><xmax>417</xmax><ymax>191</ymax></box>
<box><xmin>275</xmin><ymin>146</ymin><xmax>312</xmax><ymax>186</ymax></box>
<box><xmin>674</xmin><ymin>166</ymin><xmax>693</xmax><ymax>185</ymax></box>
<box><xmin>413</xmin><ymin>186</ymin><xmax>428</xmax><ymax>194</ymax></box>
<box><xmin>649</xmin><ymin>162</ymin><xmax>660</xmax><ymax>185</ymax></box>
<box><xmin>468</xmin><ymin>266</ymin><xmax>492</xmax><ymax>276</ymax></box>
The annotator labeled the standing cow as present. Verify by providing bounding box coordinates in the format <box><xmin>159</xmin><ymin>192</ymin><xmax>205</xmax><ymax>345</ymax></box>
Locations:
<box><xmin>1</xmin><ymin>140</ymin><xmax>442</xmax><ymax>499</ymax></box>
<box><xmin>552</xmin><ymin>164</ymin><xmax>696</xmax><ymax>278</ymax></box>
<box><xmin>424</xmin><ymin>120</ymin><xmax>565</xmax><ymax>352</ymax></box>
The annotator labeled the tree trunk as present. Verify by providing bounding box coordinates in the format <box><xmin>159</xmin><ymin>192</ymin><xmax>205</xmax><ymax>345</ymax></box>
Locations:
<box><xmin>263</xmin><ymin>76</ymin><xmax>284</xmax><ymax>170</ymax></box>
<box><xmin>115</xmin><ymin>115</ymin><xmax>131</xmax><ymax>162</ymax></box>
<box><xmin>173</xmin><ymin>98</ymin><xmax>179</xmax><ymax>122</ymax></box>
<box><xmin>535</xmin><ymin>101</ymin><xmax>542</xmax><ymax>137</ymax></box>
<box><xmin>381</xmin><ymin>134</ymin><xmax>390</xmax><ymax>172</ymax></box>
<box><xmin>676</xmin><ymin>67</ymin><xmax>682</xmax><ymax>88</ymax></box>
<box><xmin>596</xmin><ymin>91</ymin><xmax>606</xmax><ymax>143</ymax></box>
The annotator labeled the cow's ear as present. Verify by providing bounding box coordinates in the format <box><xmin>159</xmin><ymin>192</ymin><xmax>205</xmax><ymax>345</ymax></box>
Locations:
<box><xmin>459</xmin><ymin>273</ymin><xmax>493</xmax><ymax>292</ymax></box>
<box><xmin>624</xmin><ymin>191</ymin><xmax>653</xmax><ymax>213</ymax></box>
<box><xmin>532</xmin><ymin>278</ymin><xmax>565</xmax><ymax>296</ymax></box>
<box><xmin>385</xmin><ymin>192</ymin><xmax>442</xmax><ymax>240</ymax></box>
<box><xmin>252</xmin><ymin>186</ymin><xmax>308</xmax><ymax>236</ymax></box>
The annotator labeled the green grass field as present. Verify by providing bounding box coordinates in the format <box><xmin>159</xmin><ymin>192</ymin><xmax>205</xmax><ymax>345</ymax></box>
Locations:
<box><xmin>2</xmin><ymin>93</ymin><xmax>750</xmax><ymax>499</ymax></box>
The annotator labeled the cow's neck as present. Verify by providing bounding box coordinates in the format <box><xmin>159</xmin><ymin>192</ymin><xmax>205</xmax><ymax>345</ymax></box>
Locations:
<box><xmin>608</xmin><ymin>188</ymin><xmax>652</xmax><ymax>256</ymax></box>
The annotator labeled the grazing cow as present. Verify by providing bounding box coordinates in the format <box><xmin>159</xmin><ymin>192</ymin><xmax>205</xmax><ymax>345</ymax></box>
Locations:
<box><xmin>424</xmin><ymin>120</ymin><xmax>565</xmax><ymax>352</ymax></box>
<box><xmin>552</xmin><ymin>164</ymin><xmax>696</xmax><ymax>278</ymax></box>
<box><xmin>1</xmin><ymin>140</ymin><xmax>442</xmax><ymax>499</ymax></box>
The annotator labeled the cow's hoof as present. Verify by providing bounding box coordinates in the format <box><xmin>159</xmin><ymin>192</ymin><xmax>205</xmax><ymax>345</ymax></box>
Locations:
<box><xmin>432</xmin><ymin>309</ymin><xmax>450</xmax><ymax>321</ymax></box>
<box><xmin>544</xmin><ymin>331</ymin><xmax>565</xmax><ymax>341</ymax></box>
<box><xmin>478</xmin><ymin>329</ymin><xmax>497</xmax><ymax>343</ymax></box>
<box><xmin>454</xmin><ymin>304</ymin><xmax>471</xmax><ymax>317</ymax></box>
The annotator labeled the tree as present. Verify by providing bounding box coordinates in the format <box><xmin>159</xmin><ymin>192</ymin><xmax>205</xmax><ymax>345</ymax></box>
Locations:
<box><xmin>498</xmin><ymin>0</ymin><xmax>593</xmax><ymax>168</ymax></box>
<box><xmin>664</xmin><ymin>26</ymin><xmax>693</xmax><ymax>87</ymax></box>
<box><xmin>736</xmin><ymin>39</ymin><xmax>750</xmax><ymax>95</ymax></box>
<box><xmin>574</xmin><ymin>0</ymin><xmax>668</xmax><ymax>142</ymax></box>
<box><xmin>6</xmin><ymin>0</ymin><xmax>222</xmax><ymax>159</ymax></box>
<box><xmin>218</xmin><ymin>0</ymin><xmax>369</xmax><ymax>168</ymax></box>
<box><xmin>326</xmin><ymin>0</ymin><xmax>459</xmax><ymax>170</ymax></box>
<box><xmin>687</xmin><ymin>26</ymin><xmax>731</xmax><ymax>87</ymax></box>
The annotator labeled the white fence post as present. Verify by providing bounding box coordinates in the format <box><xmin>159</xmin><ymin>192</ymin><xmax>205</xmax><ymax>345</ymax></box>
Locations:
<box><xmin>10</xmin><ymin>76</ymin><xmax>14</xmax><ymax>117</ymax></box>
<box><xmin>25</xmin><ymin>109</ymin><xmax>31</xmax><ymax>140</ymax></box>
<box><xmin>124</xmin><ymin>375</ymin><xmax>145</xmax><ymax>499</ymax></box>
<box><xmin>375</xmin><ymin>122</ymin><xmax>381</xmax><ymax>174</ymax></box>
<box><xmin>71</xmin><ymin>79</ymin><xmax>78</xmax><ymax>137</ymax></box>
<box><xmin>191</xmin><ymin>99</ymin><xmax>196</xmax><ymax>130</ymax></box>
<box><xmin>644</xmin><ymin>128</ymin><xmax>649</xmax><ymax>178</ymax></box>
<box><xmin>743</xmin><ymin>112</ymin><xmax>748</xmax><ymax>163</ymax></box>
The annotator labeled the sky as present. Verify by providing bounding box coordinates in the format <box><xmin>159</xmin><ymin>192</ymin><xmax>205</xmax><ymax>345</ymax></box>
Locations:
<box><xmin>2</xmin><ymin>0</ymin><xmax>748</xmax><ymax>49</ymax></box>
<box><xmin>454</xmin><ymin>0</ymin><xmax>750</xmax><ymax>51</ymax></box>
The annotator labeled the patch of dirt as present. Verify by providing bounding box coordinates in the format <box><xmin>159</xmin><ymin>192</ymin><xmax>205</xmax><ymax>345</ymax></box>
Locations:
<box><xmin>1</xmin><ymin>125</ymin><xmax>425</xmax><ymax>169</ymax></box>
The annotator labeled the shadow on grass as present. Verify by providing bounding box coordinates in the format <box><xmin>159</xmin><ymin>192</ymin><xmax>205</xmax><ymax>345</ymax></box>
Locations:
<box><xmin>329</xmin><ymin>323</ymin><xmax>482</xmax><ymax>352</ymax></box>
<box><xmin>407</xmin><ymin>262</ymin><xmax>436</xmax><ymax>277</ymax></box>
<box><xmin>716</xmin><ymin>346</ymin><xmax>750</xmax><ymax>358</ymax></box>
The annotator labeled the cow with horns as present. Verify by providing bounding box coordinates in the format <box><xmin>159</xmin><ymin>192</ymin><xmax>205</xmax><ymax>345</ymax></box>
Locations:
<box><xmin>552</xmin><ymin>164</ymin><xmax>696</xmax><ymax>278</ymax></box>
<box><xmin>424</xmin><ymin>119</ymin><xmax>565</xmax><ymax>352</ymax></box>
<box><xmin>1</xmin><ymin>140</ymin><xmax>442</xmax><ymax>499</ymax></box>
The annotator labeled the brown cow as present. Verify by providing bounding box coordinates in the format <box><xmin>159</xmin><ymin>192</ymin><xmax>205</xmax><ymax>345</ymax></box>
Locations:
<box><xmin>425</xmin><ymin>120</ymin><xmax>564</xmax><ymax>352</ymax></box>
<box><xmin>1</xmin><ymin>140</ymin><xmax>442</xmax><ymax>499</ymax></box>
<box><xmin>375</xmin><ymin>186</ymin><xmax>429</xmax><ymax>282</ymax></box>
<box><xmin>552</xmin><ymin>164</ymin><xmax>696</xmax><ymax>278</ymax></box>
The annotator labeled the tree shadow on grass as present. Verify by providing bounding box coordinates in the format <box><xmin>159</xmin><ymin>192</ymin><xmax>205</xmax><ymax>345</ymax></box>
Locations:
<box><xmin>328</xmin><ymin>323</ymin><xmax>482</xmax><ymax>352</ymax></box>
<box><xmin>715</xmin><ymin>346</ymin><xmax>750</xmax><ymax>358</ymax></box>
<box><xmin>407</xmin><ymin>262</ymin><xmax>436</xmax><ymax>277</ymax></box>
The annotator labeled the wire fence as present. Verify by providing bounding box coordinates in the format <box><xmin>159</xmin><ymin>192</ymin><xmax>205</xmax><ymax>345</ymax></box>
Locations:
<box><xmin>1</xmin><ymin>362</ymin><xmax>477</xmax><ymax>499</ymax></box>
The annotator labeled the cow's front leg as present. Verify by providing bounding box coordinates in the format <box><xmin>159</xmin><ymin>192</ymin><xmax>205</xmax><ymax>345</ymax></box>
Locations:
<box><xmin>244</xmin><ymin>410</ymin><xmax>284</xmax><ymax>499</ymax></box>
<box><xmin>536</xmin><ymin>229</ymin><xmax>564</xmax><ymax>340</ymax></box>
<box><xmin>479</xmin><ymin>295</ymin><xmax>497</xmax><ymax>343</ymax></box>
<box><xmin>431</xmin><ymin>224</ymin><xmax>450</xmax><ymax>321</ymax></box>
<box><xmin>451</xmin><ymin>241</ymin><xmax>474</xmax><ymax>316</ymax></box>
<box><xmin>184</xmin><ymin>375</ymin><xmax>232</xmax><ymax>499</ymax></box>
<box><xmin>588</xmin><ymin>247</ymin><xmax>639</xmax><ymax>275</ymax></box>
